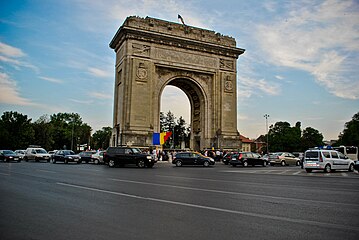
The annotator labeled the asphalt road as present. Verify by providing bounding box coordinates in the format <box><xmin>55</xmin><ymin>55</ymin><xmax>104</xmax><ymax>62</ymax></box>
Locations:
<box><xmin>0</xmin><ymin>161</ymin><xmax>358</xmax><ymax>240</ymax></box>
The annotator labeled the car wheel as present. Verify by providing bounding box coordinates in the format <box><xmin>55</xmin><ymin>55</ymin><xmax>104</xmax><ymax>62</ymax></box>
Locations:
<box><xmin>203</xmin><ymin>161</ymin><xmax>210</xmax><ymax>167</ymax></box>
<box><xmin>108</xmin><ymin>160</ymin><xmax>115</xmax><ymax>168</ymax></box>
<box><xmin>94</xmin><ymin>159</ymin><xmax>99</xmax><ymax>165</ymax></box>
<box><xmin>281</xmin><ymin>161</ymin><xmax>286</xmax><ymax>166</ymax></box>
<box><xmin>305</xmin><ymin>169</ymin><xmax>312</xmax><ymax>173</ymax></box>
<box><xmin>324</xmin><ymin>164</ymin><xmax>331</xmax><ymax>173</ymax></box>
<box><xmin>262</xmin><ymin>161</ymin><xmax>267</xmax><ymax>167</ymax></box>
<box><xmin>175</xmin><ymin>160</ymin><xmax>183</xmax><ymax>167</ymax></box>
<box><xmin>296</xmin><ymin>161</ymin><xmax>300</xmax><ymax>166</ymax></box>
<box><xmin>137</xmin><ymin>160</ymin><xmax>145</xmax><ymax>168</ymax></box>
<box><xmin>349</xmin><ymin>164</ymin><xmax>354</xmax><ymax>172</ymax></box>
<box><xmin>243</xmin><ymin>161</ymin><xmax>248</xmax><ymax>167</ymax></box>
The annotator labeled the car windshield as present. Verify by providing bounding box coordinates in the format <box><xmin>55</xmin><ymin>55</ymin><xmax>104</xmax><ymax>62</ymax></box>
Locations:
<box><xmin>35</xmin><ymin>149</ymin><xmax>47</xmax><ymax>154</ymax></box>
<box><xmin>3</xmin><ymin>150</ymin><xmax>15</xmax><ymax>154</ymax></box>
<box><xmin>64</xmin><ymin>151</ymin><xmax>75</xmax><ymax>155</ymax></box>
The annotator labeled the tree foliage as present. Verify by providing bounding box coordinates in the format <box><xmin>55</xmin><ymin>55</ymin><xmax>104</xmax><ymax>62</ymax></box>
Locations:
<box><xmin>336</xmin><ymin>112</ymin><xmax>359</xmax><ymax>146</ymax></box>
<box><xmin>92</xmin><ymin>127</ymin><xmax>112</xmax><ymax>150</ymax></box>
<box><xmin>0</xmin><ymin>111</ymin><xmax>34</xmax><ymax>150</ymax></box>
<box><xmin>160</xmin><ymin>111</ymin><xmax>190</xmax><ymax>148</ymax></box>
<box><xmin>266</xmin><ymin>121</ymin><xmax>323</xmax><ymax>152</ymax></box>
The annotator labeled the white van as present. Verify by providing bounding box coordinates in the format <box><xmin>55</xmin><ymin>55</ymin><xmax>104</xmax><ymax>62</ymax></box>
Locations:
<box><xmin>303</xmin><ymin>149</ymin><xmax>354</xmax><ymax>173</ymax></box>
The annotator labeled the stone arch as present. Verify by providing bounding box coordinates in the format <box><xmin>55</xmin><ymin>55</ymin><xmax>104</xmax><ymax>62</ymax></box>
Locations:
<box><xmin>158</xmin><ymin>76</ymin><xmax>209</xmax><ymax>150</ymax></box>
<box><xmin>109</xmin><ymin>16</ymin><xmax>245</xmax><ymax>150</ymax></box>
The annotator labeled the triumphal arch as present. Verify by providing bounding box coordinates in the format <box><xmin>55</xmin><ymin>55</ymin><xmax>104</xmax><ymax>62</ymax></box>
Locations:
<box><xmin>110</xmin><ymin>16</ymin><xmax>245</xmax><ymax>150</ymax></box>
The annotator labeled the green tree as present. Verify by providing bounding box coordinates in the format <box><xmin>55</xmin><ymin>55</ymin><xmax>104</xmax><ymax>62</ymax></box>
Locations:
<box><xmin>268</xmin><ymin>121</ymin><xmax>302</xmax><ymax>152</ymax></box>
<box><xmin>301</xmin><ymin>127</ymin><xmax>323</xmax><ymax>151</ymax></box>
<box><xmin>337</xmin><ymin>112</ymin><xmax>359</xmax><ymax>146</ymax></box>
<box><xmin>49</xmin><ymin>112</ymin><xmax>92</xmax><ymax>151</ymax></box>
<box><xmin>0</xmin><ymin>111</ymin><xmax>34</xmax><ymax>149</ymax></box>
<box><xmin>92</xmin><ymin>127</ymin><xmax>112</xmax><ymax>150</ymax></box>
<box><xmin>32</xmin><ymin>115</ymin><xmax>54</xmax><ymax>150</ymax></box>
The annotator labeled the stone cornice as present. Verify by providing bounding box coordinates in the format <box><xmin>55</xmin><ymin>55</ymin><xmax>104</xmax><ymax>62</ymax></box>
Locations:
<box><xmin>110</xmin><ymin>16</ymin><xmax>245</xmax><ymax>58</ymax></box>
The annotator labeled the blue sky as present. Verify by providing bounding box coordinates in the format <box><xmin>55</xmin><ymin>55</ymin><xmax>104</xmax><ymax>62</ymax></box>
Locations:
<box><xmin>1</xmin><ymin>0</ymin><xmax>358</xmax><ymax>141</ymax></box>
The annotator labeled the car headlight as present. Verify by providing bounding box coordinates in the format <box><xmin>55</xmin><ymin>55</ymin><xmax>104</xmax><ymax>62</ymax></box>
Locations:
<box><xmin>68</xmin><ymin>157</ymin><xmax>72</xmax><ymax>159</ymax></box>
<box><xmin>9</xmin><ymin>156</ymin><xmax>13</xmax><ymax>159</ymax></box>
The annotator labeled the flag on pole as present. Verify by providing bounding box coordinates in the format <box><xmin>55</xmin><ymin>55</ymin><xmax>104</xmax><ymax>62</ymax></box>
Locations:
<box><xmin>152</xmin><ymin>132</ymin><xmax>173</xmax><ymax>145</ymax></box>
<box><xmin>178</xmin><ymin>14</ymin><xmax>185</xmax><ymax>25</ymax></box>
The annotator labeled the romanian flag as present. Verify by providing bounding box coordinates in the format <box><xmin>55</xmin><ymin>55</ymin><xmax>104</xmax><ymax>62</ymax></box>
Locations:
<box><xmin>153</xmin><ymin>132</ymin><xmax>172</xmax><ymax>145</ymax></box>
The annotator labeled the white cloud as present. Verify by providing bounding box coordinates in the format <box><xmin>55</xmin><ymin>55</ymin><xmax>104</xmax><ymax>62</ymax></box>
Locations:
<box><xmin>39</xmin><ymin>76</ymin><xmax>64</xmax><ymax>84</ymax></box>
<box><xmin>91</xmin><ymin>92</ymin><xmax>113</xmax><ymax>100</ymax></box>
<box><xmin>88</xmin><ymin>67</ymin><xmax>111</xmax><ymax>78</ymax></box>
<box><xmin>255</xmin><ymin>0</ymin><xmax>359</xmax><ymax>100</ymax></box>
<box><xmin>0</xmin><ymin>72</ymin><xmax>35</xmax><ymax>106</ymax></box>
<box><xmin>69</xmin><ymin>98</ymin><xmax>94</xmax><ymax>104</ymax></box>
<box><xmin>0</xmin><ymin>42</ymin><xmax>25</xmax><ymax>57</ymax></box>
<box><xmin>238</xmin><ymin>76</ymin><xmax>281</xmax><ymax>99</ymax></box>
<box><xmin>0</xmin><ymin>41</ymin><xmax>39</xmax><ymax>72</ymax></box>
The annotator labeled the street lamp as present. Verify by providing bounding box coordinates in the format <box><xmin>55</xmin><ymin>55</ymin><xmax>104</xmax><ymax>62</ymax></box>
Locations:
<box><xmin>71</xmin><ymin>119</ymin><xmax>74</xmax><ymax>151</ymax></box>
<box><xmin>264</xmin><ymin>114</ymin><xmax>269</xmax><ymax>154</ymax></box>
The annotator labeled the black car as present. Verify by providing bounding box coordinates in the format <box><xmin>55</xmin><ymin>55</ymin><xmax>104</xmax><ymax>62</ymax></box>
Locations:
<box><xmin>222</xmin><ymin>152</ymin><xmax>237</xmax><ymax>165</ymax></box>
<box><xmin>172</xmin><ymin>152</ymin><xmax>215</xmax><ymax>167</ymax></box>
<box><xmin>104</xmin><ymin>146</ymin><xmax>155</xmax><ymax>168</ymax></box>
<box><xmin>229</xmin><ymin>152</ymin><xmax>267</xmax><ymax>167</ymax></box>
<box><xmin>78</xmin><ymin>151</ymin><xmax>96</xmax><ymax>163</ymax></box>
<box><xmin>354</xmin><ymin>161</ymin><xmax>359</xmax><ymax>172</ymax></box>
<box><xmin>0</xmin><ymin>150</ymin><xmax>21</xmax><ymax>162</ymax></box>
<box><xmin>52</xmin><ymin>150</ymin><xmax>81</xmax><ymax>164</ymax></box>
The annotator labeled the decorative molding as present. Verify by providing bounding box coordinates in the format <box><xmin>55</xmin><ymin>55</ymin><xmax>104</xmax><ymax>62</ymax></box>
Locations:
<box><xmin>132</xmin><ymin>43</ymin><xmax>150</xmax><ymax>57</ymax></box>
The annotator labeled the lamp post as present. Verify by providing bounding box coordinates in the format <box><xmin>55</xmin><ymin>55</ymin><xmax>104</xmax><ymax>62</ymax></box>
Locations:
<box><xmin>71</xmin><ymin>119</ymin><xmax>74</xmax><ymax>151</ymax></box>
<box><xmin>264</xmin><ymin>114</ymin><xmax>269</xmax><ymax>154</ymax></box>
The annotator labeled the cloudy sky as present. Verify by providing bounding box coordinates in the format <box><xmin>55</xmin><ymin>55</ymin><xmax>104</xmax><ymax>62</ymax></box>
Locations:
<box><xmin>1</xmin><ymin>0</ymin><xmax>358</xmax><ymax>141</ymax></box>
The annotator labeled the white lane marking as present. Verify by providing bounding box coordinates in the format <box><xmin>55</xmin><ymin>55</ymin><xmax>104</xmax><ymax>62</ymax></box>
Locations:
<box><xmin>56</xmin><ymin>182</ymin><xmax>358</xmax><ymax>232</ymax></box>
<box><xmin>293</xmin><ymin>171</ymin><xmax>302</xmax><ymax>175</ymax></box>
<box><xmin>37</xmin><ymin>169</ymin><xmax>56</xmax><ymax>173</ymax></box>
<box><xmin>108</xmin><ymin>178</ymin><xmax>359</xmax><ymax>207</ymax></box>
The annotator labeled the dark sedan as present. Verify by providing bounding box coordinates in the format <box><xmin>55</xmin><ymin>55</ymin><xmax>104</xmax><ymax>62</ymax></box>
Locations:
<box><xmin>222</xmin><ymin>152</ymin><xmax>237</xmax><ymax>165</ymax></box>
<box><xmin>354</xmin><ymin>161</ymin><xmax>359</xmax><ymax>172</ymax></box>
<box><xmin>52</xmin><ymin>150</ymin><xmax>81</xmax><ymax>164</ymax></box>
<box><xmin>229</xmin><ymin>152</ymin><xmax>267</xmax><ymax>167</ymax></box>
<box><xmin>172</xmin><ymin>152</ymin><xmax>215</xmax><ymax>167</ymax></box>
<box><xmin>0</xmin><ymin>150</ymin><xmax>21</xmax><ymax>162</ymax></box>
<box><xmin>78</xmin><ymin>151</ymin><xmax>96</xmax><ymax>163</ymax></box>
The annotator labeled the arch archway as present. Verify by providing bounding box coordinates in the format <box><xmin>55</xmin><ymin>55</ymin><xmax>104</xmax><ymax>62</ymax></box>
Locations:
<box><xmin>110</xmin><ymin>16</ymin><xmax>245</xmax><ymax>150</ymax></box>
<box><xmin>159</xmin><ymin>77</ymin><xmax>207</xmax><ymax>150</ymax></box>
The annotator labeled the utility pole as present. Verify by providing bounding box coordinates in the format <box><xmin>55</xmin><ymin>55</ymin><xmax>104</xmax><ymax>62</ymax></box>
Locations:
<box><xmin>264</xmin><ymin>114</ymin><xmax>270</xmax><ymax>154</ymax></box>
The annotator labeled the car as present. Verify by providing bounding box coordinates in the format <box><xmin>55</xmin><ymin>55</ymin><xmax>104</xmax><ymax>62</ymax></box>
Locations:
<box><xmin>354</xmin><ymin>161</ymin><xmax>359</xmax><ymax>172</ymax></box>
<box><xmin>222</xmin><ymin>152</ymin><xmax>237</xmax><ymax>165</ymax></box>
<box><xmin>172</xmin><ymin>152</ymin><xmax>215</xmax><ymax>167</ymax></box>
<box><xmin>229</xmin><ymin>152</ymin><xmax>267</xmax><ymax>167</ymax></box>
<box><xmin>52</xmin><ymin>150</ymin><xmax>81</xmax><ymax>164</ymax></box>
<box><xmin>48</xmin><ymin>150</ymin><xmax>58</xmax><ymax>159</ymax></box>
<box><xmin>14</xmin><ymin>150</ymin><xmax>26</xmax><ymax>160</ymax></box>
<box><xmin>91</xmin><ymin>151</ymin><xmax>105</xmax><ymax>164</ymax></box>
<box><xmin>0</xmin><ymin>150</ymin><xmax>21</xmax><ymax>162</ymax></box>
<box><xmin>24</xmin><ymin>147</ymin><xmax>51</xmax><ymax>162</ymax></box>
<box><xmin>303</xmin><ymin>149</ymin><xmax>355</xmax><ymax>173</ymax></box>
<box><xmin>78</xmin><ymin>151</ymin><xmax>96</xmax><ymax>163</ymax></box>
<box><xmin>268</xmin><ymin>152</ymin><xmax>301</xmax><ymax>166</ymax></box>
<box><xmin>104</xmin><ymin>146</ymin><xmax>156</xmax><ymax>168</ymax></box>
